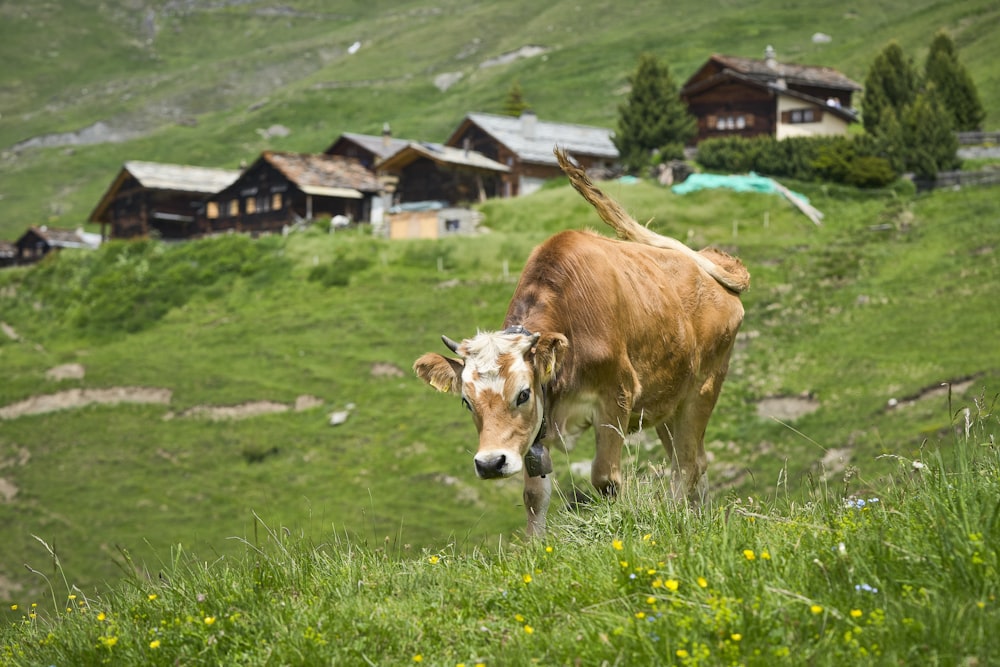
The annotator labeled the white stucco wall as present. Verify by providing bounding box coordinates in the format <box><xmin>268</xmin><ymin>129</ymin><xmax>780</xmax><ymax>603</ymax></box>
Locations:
<box><xmin>776</xmin><ymin>94</ymin><xmax>850</xmax><ymax>140</ymax></box>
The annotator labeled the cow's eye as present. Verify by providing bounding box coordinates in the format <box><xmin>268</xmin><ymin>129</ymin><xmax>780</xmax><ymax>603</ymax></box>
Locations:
<box><xmin>516</xmin><ymin>388</ymin><xmax>531</xmax><ymax>407</ymax></box>
<box><xmin>461</xmin><ymin>397</ymin><xmax>473</xmax><ymax>412</ymax></box>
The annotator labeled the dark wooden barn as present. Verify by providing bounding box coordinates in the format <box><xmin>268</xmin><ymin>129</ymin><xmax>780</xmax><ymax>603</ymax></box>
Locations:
<box><xmin>681</xmin><ymin>48</ymin><xmax>862</xmax><ymax>144</ymax></box>
<box><xmin>445</xmin><ymin>112</ymin><xmax>619</xmax><ymax>197</ymax></box>
<box><xmin>14</xmin><ymin>226</ymin><xmax>101</xmax><ymax>263</ymax></box>
<box><xmin>199</xmin><ymin>152</ymin><xmax>382</xmax><ymax>234</ymax></box>
<box><xmin>89</xmin><ymin>161</ymin><xmax>241</xmax><ymax>239</ymax></box>
<box><xmin>376</xmin><ymin>142</ymin><xmax>509</xmax><ymax>205</ymax></box>
<box><xmin>324</xmin><ymin>125</ymin><xmax>411</xmax><ymax>170</ymax></box>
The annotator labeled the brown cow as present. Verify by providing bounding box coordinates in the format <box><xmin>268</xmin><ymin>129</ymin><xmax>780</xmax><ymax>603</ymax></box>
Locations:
<box><xmin>414</xmin><ymin>148</ymin><xmax>749</xmax><ymax>536</ymax></box>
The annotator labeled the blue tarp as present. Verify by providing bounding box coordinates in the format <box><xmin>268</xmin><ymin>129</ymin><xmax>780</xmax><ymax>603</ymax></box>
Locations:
<box><xmin>672</xmin><ymin>173</ymin><xmax>809</xmax><ymax>203</ymax></box>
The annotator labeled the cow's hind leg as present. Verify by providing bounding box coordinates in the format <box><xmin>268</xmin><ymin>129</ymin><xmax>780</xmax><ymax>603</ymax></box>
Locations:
<box><xmin>591</xmin><ymin>385</ymin><xmax>633</xmax><ymax>497</ymax></box>
<box><xmin>657</xmin><ymin>374</ymin><xmax>725</xmax><ymax>507</ymax></box>
<box><xmin>523</xmin><ymin>469</ymin><xmax>552</xmax><ymax>538</ymax></box>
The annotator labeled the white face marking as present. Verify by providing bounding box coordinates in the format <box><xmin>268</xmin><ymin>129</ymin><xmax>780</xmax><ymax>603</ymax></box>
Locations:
<box><xmin>457</xmin><ymin>331</ymin><xmax>542</xmax><ymax>479</ymax></box>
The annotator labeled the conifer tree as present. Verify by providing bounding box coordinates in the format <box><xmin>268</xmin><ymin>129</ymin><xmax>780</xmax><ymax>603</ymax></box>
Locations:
<box><xmin>924</xmin><ymin>31</ymin><xmax>985</xmax><ymax>131</ymax></box>
<box><xmin>861</xmin><ymin>41</ymin><xmax>919</xmax><ymax>136</ymax></box>
<box><xmin>502</xmin><ymin>81</ymin><xmax>531</xmax><ymax>117</ymax></box>
<box><xmin>902</xmin><ymin>86</ymin><xmax>961</xmax><ymax>179</ymax></box>
<box><xmin>614</xmin><ymin>53</ymin><xmax>695</xmax><ymax>173</ymax></box>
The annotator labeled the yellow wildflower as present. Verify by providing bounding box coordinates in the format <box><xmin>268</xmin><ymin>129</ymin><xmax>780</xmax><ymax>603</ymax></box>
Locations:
<box><xmin>413</xmin><ymin>655</ymin><xmax>423</xmax><ymax>663</ymax></box>
<box><xmin>9</xmin><ymin>605</ymin><xmax>16</xmax><ymax>611</ymax></box>
<box><xmin>635</xmin><ymin>612</ymin><xmax>645</xmax><ymax>619</ymax></box>
<box><xmin>697</xmin><ymin>577</ymin><xmax>708</xmax><ymax>588</ymax></box>
<box><xmin>761</xmin><ymin>550</ymin><xmax>771</xmax><ymax>560</ymax></box>
<box><xmin>646</xmin><ymin>596</ymin><xmax>656</xmax><ymax>605</ymax></box>
<box><xmin>743</xmin><ymin>549</ymin><xmax>756</xmax><ymax>561</ymax></box>
<box><xmin>676</xmin><ymin>649</ymin><xmax>689</xmax><ymax>658</ymax></box>
<box><xmin>149</xmin><ymin>640</ymin><xmax>161</xmax><ymax>649</ymax></box>
<box><xmin>514</xmin><ymin>614</ymin><xmax>525</xmax><ymax>622</ymax></box>
<box><xmin>665</xmin><ymin>579</ymin><xmax>679</xmax><ymax>592</ymax></box>
<box><xmin>850</xmin><ymin>609</ymin><xmax>863</xmax><ymax>618</ymax></box>
<box><xmin>204</xmin><ymin>616</ymin><xmax>216</xmax><ymax>625</ymax></box>
<box><xmin>524</xmin><ymin>625</ymin><xmax>534</xmax><ymax>634</ymax></box>
<box><xmin>612</xmin><ymin>539</ymin><xmax>624</xmax><ymax>551</ymax></box>
<box><xmin>810</xmin><ymin>605</ymin><xmax>823</xmax><ymax>615</ymax></box>
<box><xmin>731</xmin><ymin>633</ymin><xmax>742</xmax><ymax>642</ymax></box>
<box><xmin>97</xmin><ymin>612</ymin><xmax>107</xmax><ymax>622</ymax></box>
<box><xmin>522</xmin><ymin>573</ymin><xmax>532</xmax><ymax>584</ymax></box>
<box><xmin>545</xmin><ymin>546</ymin><xmax>553</xmax><ymax>553</ymax></box>
<box><xmin>148</xmin><ymin>594</ymin><xmax>157</xmax><ymax>601</ymax></box>
<box><xmin>428</xmin><ymin>555</ymin><xmax>440</xmax><ymax>564</ymax></box>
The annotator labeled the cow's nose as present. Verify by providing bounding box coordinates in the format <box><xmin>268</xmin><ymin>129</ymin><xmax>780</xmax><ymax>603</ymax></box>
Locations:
<box><xmin>474</xmin><ymin>453</ymin><xmax>507</xmax><ymax>479</ymax></box>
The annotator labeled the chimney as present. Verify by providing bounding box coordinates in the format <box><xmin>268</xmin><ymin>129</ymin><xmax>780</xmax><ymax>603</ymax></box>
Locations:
<box><xmin>764</xmin><ymin>45</ymin><xmax>777</xmax><ymax>69</ymax></box>
<box><xmin>520</xmin><ymin>110</ymin><xmax>537</xmax><ymax>140</ymax></box>
<box><xmin>381</xmin><ymin>122</ymin><xmax>391</xmax><ymax>148</ymax></box>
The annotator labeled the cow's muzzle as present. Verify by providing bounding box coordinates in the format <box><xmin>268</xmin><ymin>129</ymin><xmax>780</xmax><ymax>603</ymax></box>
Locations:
<box><xmin>473</xmin><ymin>450</ymin><xmax>522</xmax><ymax>479</ymax></box>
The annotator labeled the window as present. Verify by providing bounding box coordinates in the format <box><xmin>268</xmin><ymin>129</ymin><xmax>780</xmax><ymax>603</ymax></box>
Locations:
<box><xmin>245</xmin><ymin>197</ymin><xmax>256</xmax><ymax>214</ymax></box>
<box><xmin>786</xmin><ymin>108</ymin><xmax>819</xmax><ymax>124</ymax></box>
<box><xmin>272</xmin><ymin>193</ymin><xmax>283</xmax><ymax>210</ymax></box>
<box><xmin>206</xmin><ymin>202</ymin><xmax>219</xmax><ymax>219</ymax></box>
<box><xmin>714</xmin><ymin>114</ymin><xmax>750</xmax><ymax>131</ymax></box>
<box><xmin>228</xmin><ymin>200</ymin><xmax>239</xmax><ymax>217</ymax></box>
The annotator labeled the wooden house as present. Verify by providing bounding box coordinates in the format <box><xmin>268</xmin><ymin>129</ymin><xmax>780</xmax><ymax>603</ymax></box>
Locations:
<box><xmin>89</xmin><ymin>161</ymin><xmax>241</xmax><ymax>239</ymax></box>
<box><xmin>0</xmin><ymin>240</ymin><xmax>17</xmax><ymax>268</ymax></box>
<box><xmin>199</xmin><ymin>151</ymin><xmax>381</xmax><ymax>234</ymax></box>
<box><xmin>445</xmin><ymin>112</ymin><xmax>619</xmax><ymax>197</ymax></box>
<box><xmin>323</xmin><ymin>125</ymin><xmax>411</xmax><ymax>170</ymax></box>
<box><xmin>680</xmin><ymin>47</ymin><xmax>862</xmax><ymax>144</ymax></box>
<box><xmin>15</xmin><ymin>226</ymin><xmax>101</xmax><ymax>263</ymax></box>
<box><xmin>376</xmin><ymin>141</ymin><xmax>509</xmax><ymax>205</ymax></box>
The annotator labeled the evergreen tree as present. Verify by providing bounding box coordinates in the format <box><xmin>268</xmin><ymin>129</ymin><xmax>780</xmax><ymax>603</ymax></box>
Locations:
<box><xmin>924</xmin><ymin>30</ymin><xmax>985</xmax><ymax>131</ymax></box>
<box><xmin>861</xmin><ymin>41</ymin><xmax>919</xmax><ymax>136</ymax></box>
<box><xmin>502</xmin><ymin>81</ymin><xmax>531</xmax><ymax>117</ymax></box>
<box><xmin>902</xmin><ymin>86</ymin><xmax>961</xmax><ymax>179</ymax></box>
<box><xmin>614</xmin><ymin>53</ymin><xmax>695</xmax><ymax>173</ymax></box>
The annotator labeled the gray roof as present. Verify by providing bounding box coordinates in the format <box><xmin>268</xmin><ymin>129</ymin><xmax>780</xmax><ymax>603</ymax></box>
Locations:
<box><xmin>336</xmin><ymin>132</ymin><xmax>412</xmax><ymax>160</ymax></box>
<box><xmin>381</xmin><ymin>142</ymin><xmax>510</xmax><ymax>173</ymax></box>
<box><xmin>124</xmin><ymin>161</ymin><xmax>242</xmax><ymax>193</ymax></box>
<box><xmin>462</xmin><ymin>112</ymin><xmax>619</xmax><ymax>165</ymax></box>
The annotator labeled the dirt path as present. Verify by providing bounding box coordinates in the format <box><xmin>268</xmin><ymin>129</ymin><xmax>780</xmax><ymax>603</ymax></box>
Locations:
<box><xmin>0</xmin><ymin>387</ymin><xmax>173</xmax><ymax>420</ymax></box>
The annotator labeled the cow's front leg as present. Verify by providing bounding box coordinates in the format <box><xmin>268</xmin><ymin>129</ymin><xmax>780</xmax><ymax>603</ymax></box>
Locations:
<box><xmin>523</xmin><ymin>468</ymin><xmax>552</xmax><ymax>538</ymax></box>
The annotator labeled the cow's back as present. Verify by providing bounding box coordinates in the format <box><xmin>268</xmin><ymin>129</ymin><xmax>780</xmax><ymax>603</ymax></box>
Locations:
<box><xmin>505</xmin><ymin>229</ymin><xmax>743</xmax><ymax>421</ymax></box>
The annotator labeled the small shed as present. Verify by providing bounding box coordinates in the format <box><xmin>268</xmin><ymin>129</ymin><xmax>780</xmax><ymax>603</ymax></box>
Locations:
<box><xmin>200</xmin><ymin>151</ymin><xmax>382</xmax><ymax>234</ymax></box>
<box><xmin>376</xmin><ymin>142</ymin><xmax>510</xmax><ymax>205</ymax></box>
<box><xmin>15</xmin><ymin>226</ymin><xmax>101</xmax><ymax>263</ymax></box>
<box><xmin>681</xmin><ymin>48</ymin><xmax>862</xmax><ymax>143</ymax></box>
<box><xmin>384</xmin><ymin>202</ymin><xmax>483</xmax><ymax>240</ymax></box>
<box><xmin>89</xmin><ymin>161</ymin><xmax>241</xmax><ymax>239</ymax></box>
<box><xmin>445</xmin><ymin>112</ymin><xmax>619</xmax><ymax>197</ymax></box>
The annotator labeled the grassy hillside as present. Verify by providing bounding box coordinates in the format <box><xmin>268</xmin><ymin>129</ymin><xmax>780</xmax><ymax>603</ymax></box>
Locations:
<box><xmin>2</xmin><ymin>412</ymin><xmax>998</xmax><ymax>665</ymax></box>
<box><xmin>1</xmin><ymin>173</ymin><xmax>998</xmax><ymax>610</ymax></box>
<box><xmin>2</xmin><ymin>0</ymin><xmax>999</xmax><ymax>239</ymax></box>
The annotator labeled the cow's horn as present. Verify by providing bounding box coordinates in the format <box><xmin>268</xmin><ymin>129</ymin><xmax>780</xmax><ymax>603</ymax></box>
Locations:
<box><xmin>441</xmin><ymin>335</ymin><xmax>461</xmax><ymax>353</ymax></box>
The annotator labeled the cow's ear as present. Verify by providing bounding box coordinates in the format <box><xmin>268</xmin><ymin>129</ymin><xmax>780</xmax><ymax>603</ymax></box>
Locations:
<box><xmin>531</xmin><ymin>333</ymin><xmax>568</xmax><ymax>384</ymax></box>
<box><xmin>414</xmin><ymin>353</ymin><xmax>464</xmax><ymax>394</ymax></box>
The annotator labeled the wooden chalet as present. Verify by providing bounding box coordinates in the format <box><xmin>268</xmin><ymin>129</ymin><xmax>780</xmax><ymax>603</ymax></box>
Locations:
<box><xmin>199</xmin><ymin>151</ymin><xmax>381</xmax><ymax>234</ymax></box>
<box><xmin>323</xmin><ymin>125</ymin><xmax>411</xmax><ymax>170</ymax></box>
<box><xmin>15</xmin><ymin>226</ymin><xmax>101</xmax><ymax>263</ymax></box>
<box><xmin>681</xmin><ymin>47</ymin><xmax>862</xmax><ymax>144</ymax></box>
<box><xmin>445</xmin><ymin>112</ymin><xmax>619</xmax><ymax>197</ymax></box>
<box><xmin>89</xmin><ymin>161</ymin><xmax>241</xmax><ymax>240</ymax></box>
<box><xmin>376</xmin><ymin>141</ymin><xmax>509</xmax><ymax>205</ymax></box>
<box><xmin>0</xmin><ymin>240</ymin><xmax>16</xmax><ymax>268</ymax></box>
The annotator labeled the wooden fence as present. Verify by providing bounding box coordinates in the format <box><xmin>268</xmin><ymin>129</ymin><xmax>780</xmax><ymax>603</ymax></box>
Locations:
<box><xmin>956</xmin><ymin>131</ymin><xmax>1000</xmax><ymax>145</ymax></box>
<box><xmin>915</xmin><ymin>169</ymin><xmax>1000</xmax><ymax>191</ymax></box>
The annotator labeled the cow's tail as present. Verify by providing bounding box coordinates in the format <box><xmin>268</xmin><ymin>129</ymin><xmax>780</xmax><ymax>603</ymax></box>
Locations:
<box><xmin>555</xmin><ymin>148</ymin><xmax>750</xmax><ymax>293</ymax></box>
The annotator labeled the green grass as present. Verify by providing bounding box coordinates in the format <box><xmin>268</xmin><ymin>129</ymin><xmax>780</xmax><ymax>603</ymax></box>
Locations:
<box><xmin>2</xmin><ymin>0</ymin><xmax>999</xmax><ymax>239</ymax></box>
<box><xmin>0</xmin><ymin>178</ymin><xmax>998</xmax><ymax>615</ymax></box>
<box><xmin>2</xmin><ymin>401</ymin><xmax>997</xmax><ymax>665</ymax></box>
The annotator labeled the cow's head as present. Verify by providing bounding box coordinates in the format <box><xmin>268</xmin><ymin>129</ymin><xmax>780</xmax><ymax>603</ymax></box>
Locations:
<box><xmin>414</xmin><ymin>327</ymin><xmax>568</xmax><ymax>479</ymax></box>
